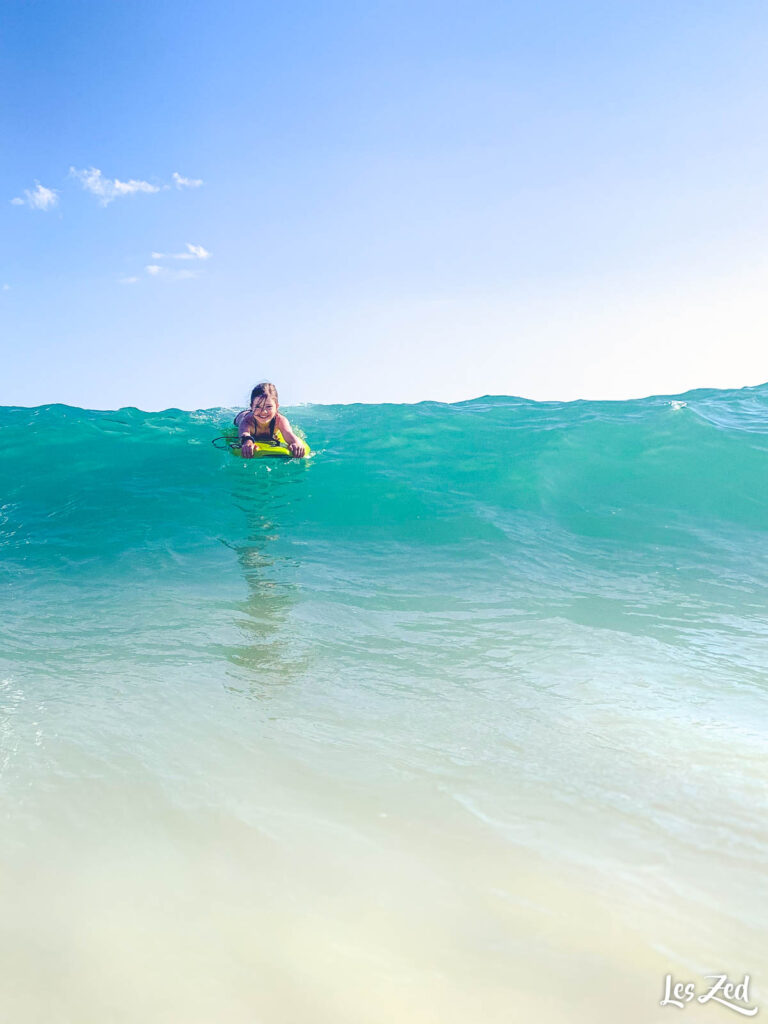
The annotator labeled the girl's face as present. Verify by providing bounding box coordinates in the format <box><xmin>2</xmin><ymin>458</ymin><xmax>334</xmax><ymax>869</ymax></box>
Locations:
<box><xmin>251</xmin><ymin>396</ymin><xmax>277</xmax><ymax>423</ymax></box>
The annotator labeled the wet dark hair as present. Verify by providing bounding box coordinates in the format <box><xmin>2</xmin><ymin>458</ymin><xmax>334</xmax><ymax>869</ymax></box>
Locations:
<box><xmin>250</xmin><ymin>381</ymin><xmax>278</xmax><ymax>407</ymax></box>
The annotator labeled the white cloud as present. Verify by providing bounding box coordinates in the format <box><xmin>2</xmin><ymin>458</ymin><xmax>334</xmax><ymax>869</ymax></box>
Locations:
<box><xmin>2</xmin><ymin>283</ymin><xmax>10</xmax><ymax>291</ymax></box>
<box><xmin>118</xmin><ymin>276</ymin><xmax>139</xmax><ymax>285</ymax></box>
<box><xmin>145</xmin><ymin>264</ymin><xmax>199</xmax><ymax>281</ymax></box>
<box><xmin>185</xmin><ymin>243</ymin><xmax>210</xmax><ymax>259</ymax></box>
<box><xmin>150</xmin><ymin>242</ymin><xmax>211</xmax><ymax>261</ymax></box>
<box><xmin>142</xmin><ymin>242</ymin><xmax>211</xmax><ymax>283</ymax></box>
<box><xmin>10</xmin><ymin>182</ymin><xmax>59</xmax><ymax>210</ymax></box>
<box><xmin>172</xmin><ymin>172</ymin><xmax>203</xmax><ymax>189</ymax></box>
<box><xmin>70</xmin><ymin>166</ymin><xmax>160</xmax><ymax>205</ymax></box>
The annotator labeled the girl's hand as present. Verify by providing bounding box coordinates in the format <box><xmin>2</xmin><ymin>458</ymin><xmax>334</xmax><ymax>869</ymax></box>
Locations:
<box><xmin>289</xmin><ymin>441</ymin><xmax>306</xmax><ymax>458</ymax></box>
<box><xmin>241</xmin><ymin>436</ymin><xmax>255</xmax><ymax>459</ymax></box>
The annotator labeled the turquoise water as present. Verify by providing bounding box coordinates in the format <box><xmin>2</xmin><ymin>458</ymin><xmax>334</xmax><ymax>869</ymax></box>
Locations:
<box><xmin>1</xmin><ymin>388</ymin><xmax>767</xmax><ymax>1023</ymax></box>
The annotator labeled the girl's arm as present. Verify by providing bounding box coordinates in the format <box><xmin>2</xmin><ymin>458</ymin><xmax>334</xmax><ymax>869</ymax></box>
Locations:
<box><xmin>276</xmin><ymin>414</ymin><xmax>306</xmax><ymax>457</ymax></box>
<box><xmin>236</xmin><ymin>411</ymin><xmax>255</xmax><ymax>438</ymax></box>
<box><xmin>236</xmin><ymin>412</ymin><xmax>256</xmax><ymax>458</ymax></box>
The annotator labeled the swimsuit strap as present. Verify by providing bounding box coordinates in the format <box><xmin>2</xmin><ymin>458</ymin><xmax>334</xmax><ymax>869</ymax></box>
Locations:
<box><xmin>234</xmin><ymin>410</ymin><xmax>278</xmax><ymax>441</ymax></box>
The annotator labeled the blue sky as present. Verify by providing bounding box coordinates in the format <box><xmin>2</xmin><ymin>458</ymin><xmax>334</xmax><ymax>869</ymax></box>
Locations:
<box><xmin>2</xmin><ymin>0</ymin><xmax>767</xmax><ymax>409</ymax></box>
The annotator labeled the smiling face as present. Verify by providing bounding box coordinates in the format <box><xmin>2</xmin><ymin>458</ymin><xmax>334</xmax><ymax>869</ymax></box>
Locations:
<box><xmin>251</xmin><ymin>395</ymin><xmax>277</xmax><ymax>424</ymax></box>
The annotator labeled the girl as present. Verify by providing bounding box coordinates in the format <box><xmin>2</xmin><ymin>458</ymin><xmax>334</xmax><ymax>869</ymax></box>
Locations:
<box><xmin>235</xmin><ymin>382</ymin><xmax>307</xmax><ymax>458</ymax></box>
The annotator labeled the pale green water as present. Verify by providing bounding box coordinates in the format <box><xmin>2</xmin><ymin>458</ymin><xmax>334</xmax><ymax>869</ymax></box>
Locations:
<box><xmin>1</xmin><ymin>389</ymin><xmax>766</xmax><ymax>1022</ymax></box>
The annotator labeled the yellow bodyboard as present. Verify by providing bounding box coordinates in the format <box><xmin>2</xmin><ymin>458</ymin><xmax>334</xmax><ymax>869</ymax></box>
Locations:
<box><xmin>221</xmin><ymin>429</ymin><xmax>310</xmax><ymax>459</ymax></box>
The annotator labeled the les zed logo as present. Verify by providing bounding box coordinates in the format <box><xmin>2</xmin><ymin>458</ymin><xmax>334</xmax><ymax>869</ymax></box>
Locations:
<box><xmin>660</xmin><ymin>974</ymin><xmax>758</xmax><ymax>1016</ymax></box>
